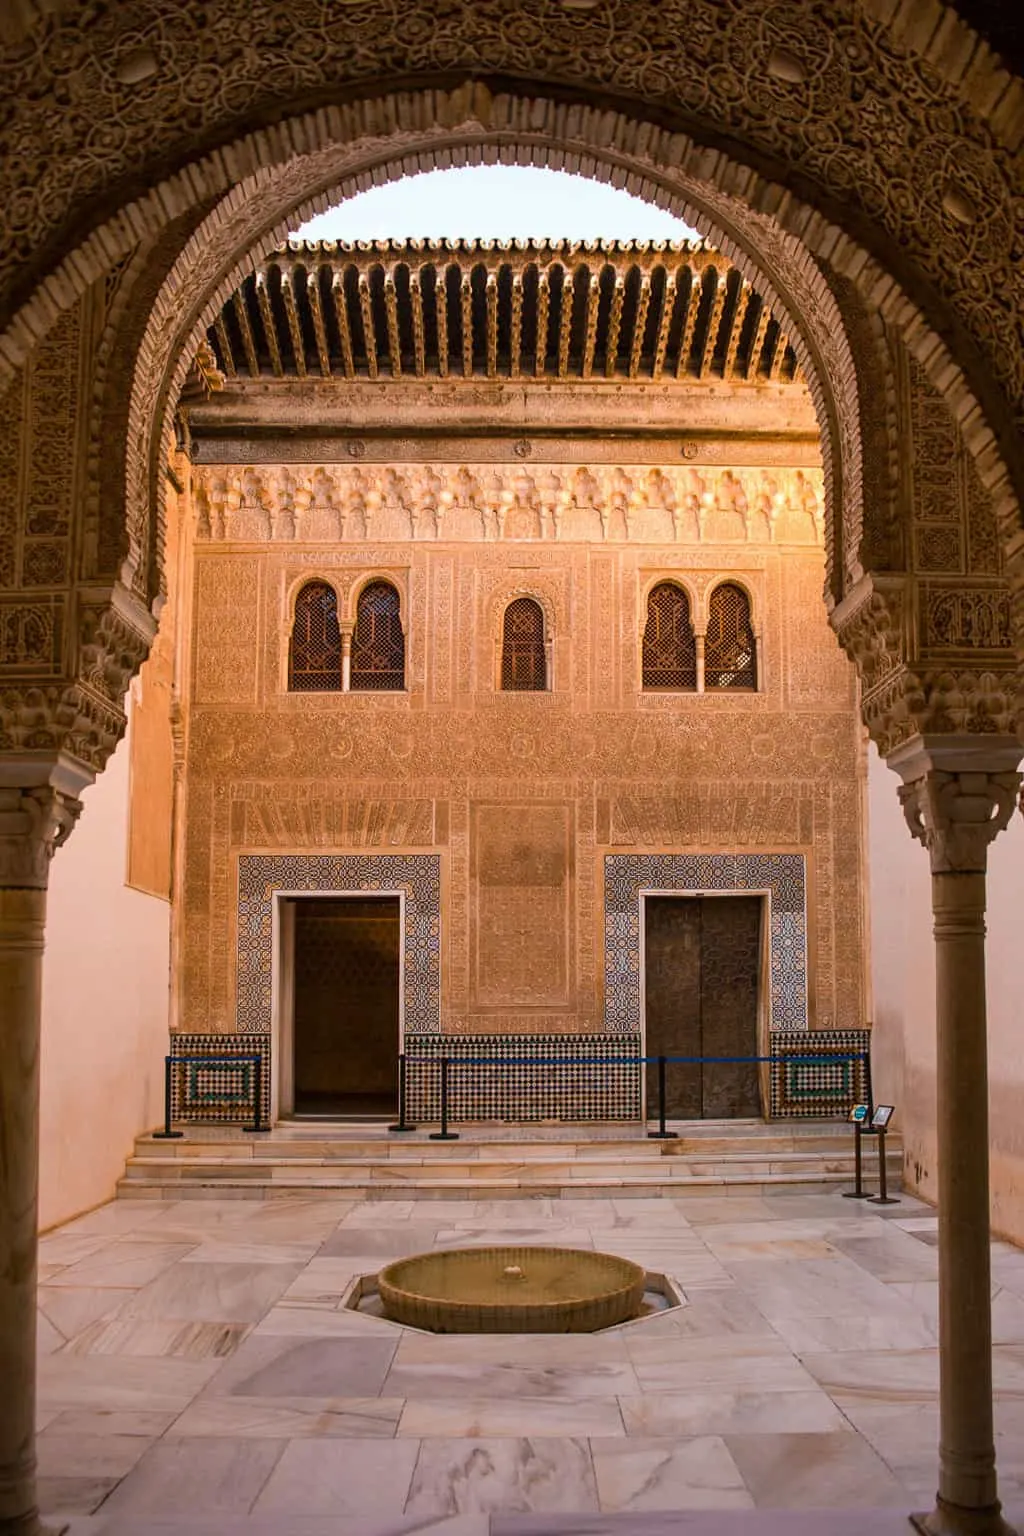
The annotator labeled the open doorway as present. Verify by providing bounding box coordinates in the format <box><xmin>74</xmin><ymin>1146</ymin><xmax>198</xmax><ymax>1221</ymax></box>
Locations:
<box><xmin>290</xmin><ymin>896</ymin><xmax>401</xmax><ymax>1116</ymax></box>
<box><xmin>644</xmin><ymin>894</ymin><xmax>763</xmax><ymax>1120</ymax></box>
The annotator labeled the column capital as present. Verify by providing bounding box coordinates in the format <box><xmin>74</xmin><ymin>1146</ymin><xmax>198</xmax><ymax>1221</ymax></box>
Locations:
<box><xmin>0</xmin><ymin>754</ymin><xmax>94</xmax><ymax>888</ymax></box>
<box><xmin>888</xmin><ymin>735</ymin><xmax>1023</xmax><ymax>874</ymax></box>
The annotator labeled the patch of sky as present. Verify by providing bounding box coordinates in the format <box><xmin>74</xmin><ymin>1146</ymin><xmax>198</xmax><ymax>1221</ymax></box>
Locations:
<box><xmin>290</xmin><ymin>165</ymin><xmax>700</xmax><ymax>244</ymax></box>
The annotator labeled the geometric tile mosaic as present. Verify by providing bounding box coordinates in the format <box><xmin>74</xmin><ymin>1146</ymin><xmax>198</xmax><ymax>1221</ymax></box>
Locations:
<box><xmin>404</xmin><ymin>1033</ymin><xmax>643</xmax><ymax>1123</ymax></box>
<box><xmin>236</xmin><ymin>853</ymin><xmax>441</xmax><ymax>1035</ymax></box>
<box><xmin>603</xmin><ymin>852</ymin><xmax>809</xmax><ymax>1034</ymax></box>
<box><xmin>770</xmin><ymin>1028</ymin><xmax>872</xmax><ymax>1118</ymax></box>
<box><xmin>168</xmin><ymin>1032</ymin><xmax>272</xmax><ymax>1124</ymax></box>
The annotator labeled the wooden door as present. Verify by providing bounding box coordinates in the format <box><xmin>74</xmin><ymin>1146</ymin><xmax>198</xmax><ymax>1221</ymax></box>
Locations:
<box><xmin>644</xmin><ymin>895</ymin><xmax>762</xmax><ymax>1120</ymax></box>
<box><xmin>292</xmin><ymin>896</ymin><xmax>400</xmax><ymax>1116</ymax></box>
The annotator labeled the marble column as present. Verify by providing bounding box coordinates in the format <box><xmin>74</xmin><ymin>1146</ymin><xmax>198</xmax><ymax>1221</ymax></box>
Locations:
<box><xmin>891</xmin><ymin>737</ymin><xmax>1022</xmax><ymax>1536</ymax></box>
<box><xmin>0</xmin><ymin>760</ymin><xmax>89</xmax><ymax>1536</ymax></box>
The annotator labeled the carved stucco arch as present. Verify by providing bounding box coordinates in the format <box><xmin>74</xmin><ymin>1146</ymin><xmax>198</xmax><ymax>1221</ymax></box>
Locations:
<box><xmin>0</xmin><ymin>1</ymin><xmax>1017</xmax><ymax>511</ymax></box>
<box><xmin>348</xmin><ymin>570</ymin><xmax>410</xmax><ymax>630</ymax></box>
<box><xmin>639</xmin><ymin>574</ymin><xmax>702</xmax><ymax>633</ymax></box>
<box><xmin>105</xmin><ymin>96</ymin><xmax>877</xmax><ymax>618</ymax></box>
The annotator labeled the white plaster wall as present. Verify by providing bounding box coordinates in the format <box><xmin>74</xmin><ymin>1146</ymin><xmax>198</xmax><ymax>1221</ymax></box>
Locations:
<box><xmin>868</xmin><ymin>745</ymin><xmax>1024</xmax><ymax>1245</ymax></box>
<box><xmin>39</xmin><ymin>717</ymin><xmax>170</xmax><ymax>1230</ymax></box>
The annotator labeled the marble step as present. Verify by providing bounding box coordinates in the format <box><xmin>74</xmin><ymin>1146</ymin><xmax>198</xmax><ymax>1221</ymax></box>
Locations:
<box><xmin>118</xmin><ymin>1139</ymin><xmax>902</xmax><ymax>1199</ymax></box>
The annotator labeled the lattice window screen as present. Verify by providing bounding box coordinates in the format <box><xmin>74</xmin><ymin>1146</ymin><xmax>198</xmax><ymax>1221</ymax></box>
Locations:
<box><xmin>706</xmin><ymin>582</ymin><xmax>757</xmax><ymax>690</ymax></box>
<box><xmin>351</xmin><ymin>581</ymin><xmax>405</xmax><ymax>690</ymax></box>
<box><xmin>642</xmin><ymin>582</ymin><xmax>697</xmax><ymax>690</ymax></box>
<box><xmin>289</xmin><ymin>581</ymin><xmax>342</xmax><ymax>691</ymax></box>
<box><xmin>501</xmin><ymin>597</ymin><xmax>547</xmax><ymax>691</ymax></box>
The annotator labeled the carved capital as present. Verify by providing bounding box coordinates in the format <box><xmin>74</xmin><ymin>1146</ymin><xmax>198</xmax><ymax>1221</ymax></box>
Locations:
<box><xmin>889</xmin><ymin>736</ymin><xmax>1023</xmax><ymax>874</ymax></box>
<box><xmin>0</xmin><ymin>784</ymin><xmax>83</xmax><ymax>887</ymax></box>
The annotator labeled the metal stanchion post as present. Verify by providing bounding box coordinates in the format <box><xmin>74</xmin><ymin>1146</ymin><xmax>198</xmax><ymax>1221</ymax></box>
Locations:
<box><xmin>429</xmin><ymin>1056</ymin><xmax>459</xmax><ymax>1141</ymax></box>
<box><xmin>647</xmin><ymin>1055</ymin><xmax>678</xmax><ymax>1140</ymax></box>
<box><xmin>843</xmin><ymin>1118</ymin><xmax>870</xmax><ymax>1199</ymax></box>
<box><xmin>245</xmin><ymin>1054</ymin><xmax>269</xmax><ymax>1133</ymax></box>
<box><xmin>869</xmin><ymin>1126</ymin><xmax>899</xmax><ymax>1205</ymax></box>
<box><xmin>389</xmin><ymin>1052</ymin><xmax>417</xmax><ymax>1133</ymax></box>
<box><xmin>152</xmin><ymin>1056</ymin><xmax>183</xmax><ymax>1139</ymax></box>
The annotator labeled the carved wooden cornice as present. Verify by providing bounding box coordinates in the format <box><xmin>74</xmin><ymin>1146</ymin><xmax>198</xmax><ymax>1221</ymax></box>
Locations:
<box><xmin>191</xmin><ymin>461</ymin><xmax>824</xmax><ymax>547</ymax></box>
<box><xmin>208</xmin><ymin>240</ymin><xmax>799</xmax><ymax>389</ymax></box>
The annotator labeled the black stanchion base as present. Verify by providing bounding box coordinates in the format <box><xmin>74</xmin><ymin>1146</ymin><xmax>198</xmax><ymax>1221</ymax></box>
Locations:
<box><xmin>429</xmin><ymin>1131</ymin><xmax>460</xmax><ymax>1141</ymax></box>
<box><xmin>388</xmin><ymin>1122</ymin><xmax>417</xmax><ymax>1133</ymax></box>
<box><xmin>647</xmin><ymin>1130</ymin><xmax>679</xmax><ymax>1139</ymax></box>
<box><xmin>842</xmin><ymin>1189</ymin><xmax>871</xmax><ymax>1199</ymax></box>
<box><xmin>244</xmin><ymin>1126</ymin><xmax>272</xmax><ymax>1134</ymax></box>
<box><xmin>869</xmin><ymin>1195</ymin><xmax>900</xmax><ymax>1205</ymax></box>
<box><xmin>152</xmin><ymin>1130</ymin><xmax>184</xmax><ymax>1139</ymax></box>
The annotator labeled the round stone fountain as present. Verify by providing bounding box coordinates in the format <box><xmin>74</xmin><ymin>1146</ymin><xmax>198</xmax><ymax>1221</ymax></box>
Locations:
<box><xmin>377</xmin><ymin>1245</ymin><xmax>646</xmax><ymax>1333</ymax></box>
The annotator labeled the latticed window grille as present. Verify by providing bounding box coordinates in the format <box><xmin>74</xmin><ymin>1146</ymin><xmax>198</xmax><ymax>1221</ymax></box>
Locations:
<box><xmin>706</xmin><ymin>582</ymin><xmax>757</xmax><ymax>690</ymax></box>
<box><xmin>289</xmin><ymin>581</ymin><xmax>342</xmax><ymax>691</ymax></box>
<box><xmin>351</xmin><ymin>581</ymin><xmax>405</xmax><ymax>690</ymax></box>
<box><xmin>642</xmin><ymin>582</ymin><xmax>697</xmax><ymax>690</ymax></box>
<box><xmin>501</xmin><ymin>597</ymin><xmax>547</xmax><ymax>691</ymax></box>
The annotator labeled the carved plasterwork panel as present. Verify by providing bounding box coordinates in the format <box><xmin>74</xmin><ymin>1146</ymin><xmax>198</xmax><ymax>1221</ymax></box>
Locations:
<box><xmin>177</xmin><ymin>496</ymin><xmax>868</xmax><ymax>1044</ymax></box>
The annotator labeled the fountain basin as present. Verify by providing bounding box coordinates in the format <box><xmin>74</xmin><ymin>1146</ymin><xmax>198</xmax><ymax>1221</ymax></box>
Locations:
<box><xmin>377</xmin><ymin>1245</ymin><xmax>646</xmax><ymax>1333</ymax></box>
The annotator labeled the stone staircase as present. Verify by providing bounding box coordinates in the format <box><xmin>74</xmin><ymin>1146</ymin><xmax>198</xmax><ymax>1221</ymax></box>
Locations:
<box><xmin>117</xmin><ymin>1119</ymin><xmax>902</xmax><ymax>1200</ymax></box>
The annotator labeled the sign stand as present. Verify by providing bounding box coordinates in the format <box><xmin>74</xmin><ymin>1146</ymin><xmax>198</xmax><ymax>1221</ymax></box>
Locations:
<box><xmin>868</xmin><ymin>1105</ymin><xmax>899</xmax><ymax>1206</ymax></box>
<box><xmin>844</xmin><ymin>1105</ymin><xmax>871</xmax><ymax>1199</ymax></box>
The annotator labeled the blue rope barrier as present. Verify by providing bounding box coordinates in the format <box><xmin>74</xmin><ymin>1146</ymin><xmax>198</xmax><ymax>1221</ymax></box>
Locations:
<box><xmin>409</xmin><ymin>1052</ymin><xmax>867</xmax><ymax>1068</ymax></box>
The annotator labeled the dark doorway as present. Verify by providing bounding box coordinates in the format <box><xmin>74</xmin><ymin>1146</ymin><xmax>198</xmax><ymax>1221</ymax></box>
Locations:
<box><xmin>644</xmin><ymin>895</ymin><xmax>762</xmax><ymax>1119</ymax></box>
<box><xmin>292</xmin><ymin>896</ymin><xmax>400</xmax><ymax>1116</ymax></box>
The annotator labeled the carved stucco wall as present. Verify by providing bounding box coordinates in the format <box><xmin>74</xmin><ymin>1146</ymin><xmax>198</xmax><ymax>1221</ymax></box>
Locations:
<box><xmin>175</xmin><ymin>458</ymin><xmax>868</xmax><ymax>1056</ymax></box>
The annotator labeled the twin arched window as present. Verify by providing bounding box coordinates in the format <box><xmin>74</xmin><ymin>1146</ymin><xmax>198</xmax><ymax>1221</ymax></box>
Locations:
<box><xmin>705</xmin><ymin>581</ymin><xmax>757</xmax><ymax>690</ymax></box>
<box><xmin>642</xmin><ymin>580</ymin><xmax>756</xmax><ymax>692</ymax></box>
<box><xmin>288</xmin><ymin>579</ymin><xmax>405</xmax><ymax>692</ymax></box>
<box><xmin>351</xmin><ymin>581</ymin><xmax>405</xmax><ymax>690</ymax></box>
<box><xmin>289</xmin><ymin>581</ymin><xmax>342</xmax><ymax>692</ymax></box>
<box><xmin>501</xmin><ymin>597</ymin><xmax>547</xmax><ymax>691</ymax></box>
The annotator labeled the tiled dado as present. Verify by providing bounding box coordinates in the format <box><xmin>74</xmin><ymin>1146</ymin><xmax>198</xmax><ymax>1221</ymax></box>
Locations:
<box><xmin>404</xmin><ymin>1033</ymin><xmax>643</xmax><ymax>1122</ymax></box>
<box><xmin>603</xmin><ymin>852</ymin><xmax>808</xmax><ymax>1034</ymax></box>
<box><xmin>235</xmin><ymin>852</ymin><xmax>441</xmax><ymax>1035</ymax></box>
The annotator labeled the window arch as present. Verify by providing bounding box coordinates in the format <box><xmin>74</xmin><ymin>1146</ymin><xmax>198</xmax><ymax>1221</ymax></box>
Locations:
<box><xmin>351</xmin><ymin>580</ymin><xmax>405</xmax><ymax>690</ymax></box>
<box><xmin>642</xmin><ymin>582</ymin><xmax>697</xmax><ymax>691</ymax></box>
<box><xmin>706</xmin><ymin>582</ymin><xmax>757</xmax><ymax>690</ymax></box>
<box><xmin>501</xmin><ymin>597</ymin><xmax>547</xmax><ymax>691</ymax></box>
<box><xmin>289</xmin><ymin>580</ymin><xmax>342</xmax><ymax>691</ymax></box>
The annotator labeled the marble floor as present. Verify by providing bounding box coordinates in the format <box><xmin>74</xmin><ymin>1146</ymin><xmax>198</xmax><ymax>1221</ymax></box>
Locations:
<box><xmin>35</xmin><ymin>1187</ymin><xmax>1024</xmax><ymax>1535</ymax></box>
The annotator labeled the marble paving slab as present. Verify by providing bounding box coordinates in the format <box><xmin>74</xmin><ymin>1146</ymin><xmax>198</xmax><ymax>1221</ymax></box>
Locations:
<box><xmin>169</xmin><ymin>1394</ymin><xmax>405</xmax><ymax>1439</ymax></box>
<box><xmin>251</xmin><ymin>1437</ymin><xmax>421</xmax><ymax>1516</ymax></box>
<box><xmin>590</xmin><ymin>1436</ymin><xmax>752</xmax><ymax>1511</ymax></box>
<box><xmin>405</xmin><ymin>1438</ymin><xmax>599</xmax><ymax>1517</ymax></box>
<box><xmin>122</xmin><ymin>1261</ymin><xmax>303</xmax><ymax>1323</ymax></box>
<box><xmin>397</xmin><ymin>1396</ymin><xmax>626</xmax><ymax>1438</ymax></box>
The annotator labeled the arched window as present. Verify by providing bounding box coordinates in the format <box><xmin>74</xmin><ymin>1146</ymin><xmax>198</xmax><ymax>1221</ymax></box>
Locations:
<box><xmin>351</xmin><ymin>581</ymin><xmax>405</xmax><ymax>690</ymax></box>
<box><xmin>501</xmin><ymin>597</ymin><xmax>547</xmax><ymax>691</ymax></box>
<box><xmin>642</xmin><ymin>582</ymin><xmax>697</xmax><ymax>690</ymax></box>
<box><xmin>706</xmin><ymin>582</ymin><xmax>757</xmax><ymax>690</ymax></box>
<box><xmin>289</xmin><ymin>581</ymin><xmax>342</xmax><ymax>691</ymax></box>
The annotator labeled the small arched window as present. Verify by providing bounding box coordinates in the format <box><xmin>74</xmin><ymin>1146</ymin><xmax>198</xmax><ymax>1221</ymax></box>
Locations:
<box><xmin>501</xmin><ymin>597</ymin><xmax>547</xmax><ymax>691</ymax></box>
<box><xmin>289</xmin><ymin>581</ymin><xmax>342</xmax><ymax>691</ymax></box>
<box><xmin>642</xmin><ymin>582</ymin><xmax>697</xmax><ymax>691</ymax></box>
<box><xmin>351</xmin><ymin>581</ymin><xmax>405</xmax><ymax>690</ymax></box>
<box><xmin>706</xmin><ymin>582</ymin><xmax>757</xmax><ymax>690</ymax></box>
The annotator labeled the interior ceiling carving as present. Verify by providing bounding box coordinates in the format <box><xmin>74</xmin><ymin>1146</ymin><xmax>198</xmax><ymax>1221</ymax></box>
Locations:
<box><xmin>207</xmin><ymin>239</ymin><xmax>799</xmax><ymax>387</ymax></box>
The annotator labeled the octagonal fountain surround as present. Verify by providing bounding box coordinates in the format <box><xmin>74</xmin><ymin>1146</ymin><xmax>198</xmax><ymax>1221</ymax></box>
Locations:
<box><xmin>375</xmin><ymin>1246</ymin><xmax>647</xmax><ymax>1333</ymax></box>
